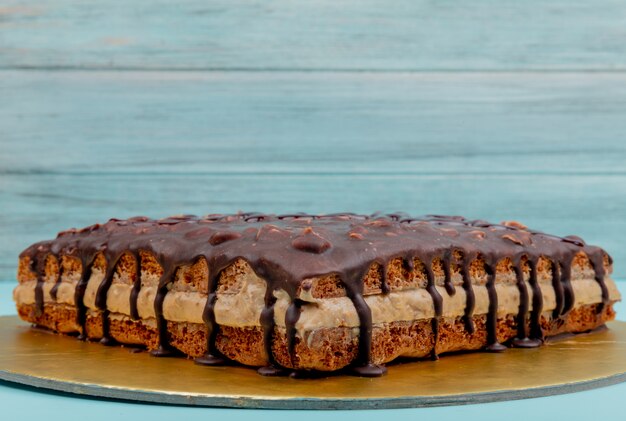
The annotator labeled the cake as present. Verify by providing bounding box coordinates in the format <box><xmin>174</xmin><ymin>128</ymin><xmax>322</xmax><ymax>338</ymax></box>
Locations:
<box><xmin>13</xmin><ymin>213</ymin><xmax>620</xmax><ymax>377</ymax></box>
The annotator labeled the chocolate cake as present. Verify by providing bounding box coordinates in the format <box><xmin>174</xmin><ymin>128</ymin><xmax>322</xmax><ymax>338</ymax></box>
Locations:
<box><xmin>13</xmin><ymin>213</ymin><xmax>620</xmax><ymax>377</ymax></box>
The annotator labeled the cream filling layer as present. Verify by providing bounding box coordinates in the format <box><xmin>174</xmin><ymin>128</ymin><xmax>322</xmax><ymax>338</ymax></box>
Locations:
<box><xmin>14</xmin><ymin>276</ymin><xmax>621</xmax><ymax>332</ymax></box>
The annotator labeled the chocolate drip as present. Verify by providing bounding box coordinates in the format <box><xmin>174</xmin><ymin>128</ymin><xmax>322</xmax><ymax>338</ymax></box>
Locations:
<box><xmin>129</xmin><ymin>251</ymin><xmax>141</xmax><ymax>321</ymax></box>
<box><xmin>74</xmin><ymin>257</ymin><xmax>94</xmax><ymax>340</ymax></box>
<box><xmin>560</xmin><ymin>255</ymin><xmax>575</xmax><ymax>315</ymax></box>
<box><xmin>258</xmin><ymin>286</ymin><xmax>288</xmax><ymax>376</ymax></box>
<box><xmin>33</xmin><ymin>254</ymin><xmax>47</xmax><ymax>317</ymax></box>
<box><xmin>348</xmin><ymin>289</ymin><xmax>373</xmax><ymax>367</ymax></box>
<box><xmin>425</xmin><ymin>260</ymin><xmax>443</xmax><ymax>359</ymax></box>
<box><xmin>195</xmin><ymin>261</ymin><xmax>228</xmax><ymax>366</ymax></box>
<box><xmin>343</xmin><ymin>266</ymin><xmax>386</xmax><ymax>377</ymax></box>
<box><xmin>511</xmin><ymin>259</ymin><xmax>528</xmax><ymax>344</ymax></box>
<box><xmin>95</xmin><ymin>255</ymin><xmax>122</xmax><ymax>346</ymax></box>
<box><xmin>18</xmin><ymin>213</ymin><xmax>613</xmax><ymax>376</ymax></box>
<box><xmin>460</xmin><ymin>253</ymin><xmax>476</xmax><ymax>334</ymax></box>
<box><xmin>285</xmin><ymin>299</ymin><xmax>303</xmax><ymax>366</ymax></box>
<box><xmin>402</xmin><ymin>256</ymin><xmax>415</xmax><ymax>276</ymax></box>
<box><xmin>380</xmin><ymin>262</ymin><xmax>390</xmax><ymax>294</ymax></box>
<box><xmin>49</xmin><ymin>257</ymin><xmax>63</xmax><ymax>302</ymax></box>
<box><xmin>99</xmin><ymin>310</ymin><xmax>115</xmax><ymax>345</ymax></box>
<box><xmin>551</xmin><ymin>260</ymin><xmax>564</xmax><ymax>318</ymax></box>
<box><xmin>151</xmin><ymin>267</ymin><xmax>177</xmax><ymax>357</ymax></box>
<box><xmin>485</xmin><ymin>262</ymin><xmax>506</xmax><ymax>352</ymax></box>
<box><xmin>347</xmin><ymin>294</ymin><xmax>386</xmax><ymax>376</ymax></box>
<box><xmin>588</xmin><ymin>249</ymin><xmax>609</xmax><ymax>314</ymax></box>
<box><xmin>442</xmin><ymin>250</ymin><xmax>456</xmax><ymax>296</ymax></box>
<box><xmin>527</xmin><ymin>258</ymin><xmax>544</xmax><ymax>341</ymax></box>
<box><xmin>511</xmin><ymin>257</ymin><xmax>541</xmax><ymax>348</ymax></box>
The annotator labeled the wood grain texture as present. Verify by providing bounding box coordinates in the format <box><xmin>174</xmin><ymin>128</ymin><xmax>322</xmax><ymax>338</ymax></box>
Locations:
<box><xmin>2</xmin><ymin>1</ymin><xmax>626</xmax><ymax>70</ymax></box>
<box><xmin>2</xmin><ymin>70</ymin><xmax>626</xmax><ymax>175</ymax></box>
<box><xmin>2</xmin><ymin>174</ymin><xmax>626</xmax><ymax>280</ymax></box>
<box><xmin>1</xmin><ymin>70</ymin><xmax>626</xmax><ymax>281</ymax></box>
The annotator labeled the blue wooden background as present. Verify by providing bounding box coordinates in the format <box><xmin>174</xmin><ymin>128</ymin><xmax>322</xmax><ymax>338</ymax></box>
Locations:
<box><xmin>0</xmin><ymin>0</ymin><xmax>626</xmax><ymax>282</ymax></box>
<box><xmin>1</xmin><ymin>1</ymin><xmax>626</xmax><ymax>418</ymax></box>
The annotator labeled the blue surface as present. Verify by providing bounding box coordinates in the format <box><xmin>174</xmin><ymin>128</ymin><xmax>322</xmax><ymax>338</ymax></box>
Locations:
<box><xmin>3</xmin><ymin>0</ymin><xmax>626</xmax><ymax>71</ymax></box>
<box><xmin>2</xmin><ymin>1</ymin><xmax>626</xmax><ymax>419</ymax></box>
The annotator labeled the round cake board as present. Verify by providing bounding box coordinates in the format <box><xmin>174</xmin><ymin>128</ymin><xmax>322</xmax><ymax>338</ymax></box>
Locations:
<box><xmin>1</xmin><ymin>315</ymin><xmax>625</xmax><ymax>409</ymax></box>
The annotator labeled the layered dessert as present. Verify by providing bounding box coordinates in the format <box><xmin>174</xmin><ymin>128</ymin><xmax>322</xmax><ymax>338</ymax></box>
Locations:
<box><xmin>13</xmin><ymin>213</ymin><xmax>620</xmax><ymax>376</ymax></box>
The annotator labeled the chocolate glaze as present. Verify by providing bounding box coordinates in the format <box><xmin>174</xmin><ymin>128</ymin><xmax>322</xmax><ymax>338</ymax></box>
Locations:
<box><xmin>527</xmin><ymin>258</ymin><xmax>544</xmax><ymax>342</ymax></box>
<box><xmin>589</xmin><ymin>248</ymin><xmax>610</xmax><ymax>313</ymax></box>
<box><xmin>551</xmin><ymin>261</ymin><xmax>564</xmax><ymax>318</ymax></box>
<box><xmin>561</xmin><ymin>254</ymin><xmax>576</xmax><ymax>315</ymax></box>
<box><xmin>285</xmin><ymin>299</ymin><xmax>303</xmax><ymax>365</ymax></box>
<box><xmin>461</xmin><ymin>252</ymin><xmax>477</xmax><ymax>334</ymax></box>
<box><xmin>129</xmin><ymin>251</ymin><xmax>142</xmax><ymax>321</ymax></box>
<box><xmin>19</xmin><ymin>213</ymin><xmax>612</xmax><ymax>376</ymax></box>
<box><xmin>75</xmin><ymin>258</ymin><xmax>94</xmax><ymax>341</ymax></box>
<box><xmin>31</xmin><ymin>251</ymin><xmax>47</xmax><ymax>318</ymax></box>
<box><xmin>151</xmin><ymin>271</ymin><xmax>175</xmax><ymax>356</ymax></box>
<box><xmin>95</xmin><ymin>253</ymin><xmax>122</xmax><ymax>346</ymax></box>
<box><xmin>510</xmin><ymin>255</ymin><xmax>542</xmax><ymax>348</ymax></box>
<box><xmin>195</xmin><ymin>254</ymin><xmax>229</xmax><ymax>366</ymax></box>
<box><xmin>49</xmin><ymin>257</ymin><xmax>63</xmax><ymax>302</ymax></box>
<box><xmin>425</xmin><ymin>261</ymin><xmax>443</xmax><ymax>359</ymax></box>
<box><xmin>484</xmin><ymin>262</ymin><xmax>506</xmax><ymax>352</ymax></box>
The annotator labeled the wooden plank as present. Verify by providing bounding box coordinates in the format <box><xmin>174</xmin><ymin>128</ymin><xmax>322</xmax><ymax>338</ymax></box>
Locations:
<box><xmin>1</xmin><ymin>173</ymin><xmax>626</xmax><ymax>281</ymax></box>
<box><xmin>2</xmin><ymin>1</ymin><xmax>626</xmax><ymax>70</ymax></box>
<box><xmin>2</xmin><ymin>70</ymin><xmax>626</xmax><ymax>279</ymax></box>
<box><xmin>2</xmin><ymin>70</ymin><xmax>626</xmax><ymax>175</ymax></box>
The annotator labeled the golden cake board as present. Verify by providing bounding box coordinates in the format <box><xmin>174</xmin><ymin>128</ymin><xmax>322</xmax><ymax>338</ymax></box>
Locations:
<box><xmin>1</xmin><ymin>315</ymin><xmax>625</xmax><ymax>409</ymax></box>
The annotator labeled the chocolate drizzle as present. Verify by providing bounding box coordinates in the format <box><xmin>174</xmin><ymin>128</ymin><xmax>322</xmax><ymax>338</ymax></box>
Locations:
<box><xmin>442</xmin><ymin>250</ymin><xmax>456</xmax><ymax>296</ymax></box>
<box><xmin>484</xmin><ymin>261</ymin><xmax>506</xmax><ymax>352</ymax></box>
<box><xmin>95</xmin><ymin>254</ymin><xmax>122</xmax><ymax>346</ymax></box>
<box><xmin>285</xmin><ymin>299</ymin><xmax>303</xmax><ymax>366</ymax></box>
<box><xmin>510</xmin><ymin>256</ymin><xmax>542</xmax><ymax>348</ymax></box>
<box><xmin>588</xmin><ymin>247</ymin><xmax>610</xmax><ymax>314</ymax></box>
<box><xmin>32</xmin><ymin>252</ymin><xmax>47</xmax><ymax>318</ymax></box>
<box><xmin>129</xmin><ymin>251</ymin><xmax>142</xmax><ymax>321</ymax></box>
<box><xmin>561</xmin><ymin>254</ymin><xmax>576</xmax><ymax>315</ymax></box>
<box><xmin>195</xmin><ymin>256</ymin><xmax>228</xmax><ymax>366</ymax></box>
<box><xmin>425</xmin><ymin>260</ymin><xmax>443</xmax><ymax>359</ymax></box>
<box><xmin>258</xmin><ymin>283</ymin><xmax>286</xmax><ymax>376</ymax></box>
<box><xmin>551</xmin><ymin>260</ymin><xmax>564</xmax><ymax>318</ymax></box>
<box><xmin>151</xmin><ymin>266</ymin><xmax>178</xmax><ymax>357</ymax></box>
<box><xmin>19</xmin><ymin>213</ymin><xmax>612</xmax><ymax>377</ymax></box>
<box><xmin>49</xmin><ymin>256</ymin><xmax>63</xmax><ymax>302</ymax></box>
<box><xmin>460</xmin><ymin>252</ymin><xmax>476</xmax><ymax>334</ymax></box>
<box><xmin>528</xmin><ymin>258</ymin><xmax>544</xmax><ymax>341</ymax></box>
<box><xmin>343</xmin><ymin>265</ymin><xmax>386</xmax><ymax>376</ymax></box>
<box><xmin>380</xmin><ymin>262</ymin><xmax>391</xmax><ymax>295</ymax></box>
<box><xmin>74</xmin><ymin>256</ymin><xmax>94</xmax><ymax>340</ymax></box>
